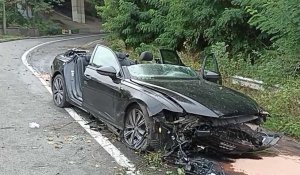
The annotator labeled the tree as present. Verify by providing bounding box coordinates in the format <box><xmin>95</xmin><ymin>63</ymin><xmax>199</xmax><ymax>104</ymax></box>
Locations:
<box><xmin>234</xmin><ymin>0</ymin><xmax>300</xmax><ymax>75</ymax></box>
<box><xmin>98</xmin><ymin>0</ymin><xmax>299</xmax><ymax>75</ymax></box>
<box><xmin>1</xmin><ymin>0</ymin><xmax>7</xmax><ymax>34</ymax></box>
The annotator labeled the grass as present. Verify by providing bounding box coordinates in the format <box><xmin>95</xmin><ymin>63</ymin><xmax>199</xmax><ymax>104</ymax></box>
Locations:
<box><xmin>225</xmin><ymin>81</ymin><xmax>300</xmax><ymax>138</ymax></box>
<box><xmin>143</xmin><ymin>151</ymin><xmax>185</xmax><ymax>175</ymax></box>
<box><xmin>0</xmin><ymin>35</ymin><xmax>23</xmax><ymax>42</ymax></box>
<box><xmin>144</xmin><ymin>151</ymin><xmax>163</xmax><ymax>168</ymax></box>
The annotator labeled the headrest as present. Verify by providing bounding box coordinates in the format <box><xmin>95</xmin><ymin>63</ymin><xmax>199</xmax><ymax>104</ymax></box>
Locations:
<box><xmin>115</xmin><ymin>52</ymin><xmax>129</xmax><ymax>60</ymax></box>
<box><xmin>140</xmin><ymin>51</ymin><xmax>153</xmax><ymax>61</ymax></box>
<box><xmin>85</xmin><ymin>54</ymin><xmax>92</xmax><ymax>62</ymax></box>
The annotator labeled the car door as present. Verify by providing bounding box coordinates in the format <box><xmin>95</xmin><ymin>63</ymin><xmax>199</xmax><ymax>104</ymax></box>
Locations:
<box><xmin>200</xmin><ymin>54</ymin><xmax>222</xmax><ymax>85</ymax></box>
<box><xmin>159</xmin><ymin>49</ymin><xmax>185</xmax><ymax>66</ymax></box>
<box><xmin>82</xmin><ymin>45</ymin><xmax>122</xmax><ymax>123</ymax></box>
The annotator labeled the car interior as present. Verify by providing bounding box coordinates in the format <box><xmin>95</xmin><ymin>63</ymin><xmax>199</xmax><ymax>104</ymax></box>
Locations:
<box><xmin>69</xmin><ymin>50</ymin><xmax>138</xmax><ymax>100</ymax></box>
<box><xmin>67</xmin><ymin>49</ymin><xmax>177</xmax><ymax>100</ymax></box>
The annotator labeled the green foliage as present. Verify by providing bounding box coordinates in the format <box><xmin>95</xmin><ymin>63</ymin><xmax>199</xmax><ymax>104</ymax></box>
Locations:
<box><xmin>34</xmin><ymin>19</ymin><xmax>61</xmax><ymax>35</ymax></box>
<box><xmin>210</xmin><ymin>41</ymin><xmax>300</xmax><ymax>138</ymax></box>
<box><xmin>101</xmin><ymin>0</ymin><xmax>300</xmax><ymax>138</ymax></box>
<box><xmin>229</xmin><ymin>80</ymin><xmax>300</xmax><ymax>138</ymax></box>
<box><xmin>99</xmin><ymin>0</ymin><xmax>299</xmax><ymax>75</ymax></box>
<box><xmin>98</xmin><ymin>0</ymin><xmax>268</xmax><ymax>53</ymax></box>
<box><xmin>0</xmin><ymin>0</ymin><xmax>28</xmax><ymax>26</ymax></box>
<box><xmin>97</xmin><ymin>0</ymin><xmax>167</xmax><ymax>48</ymax></box>
<box><xmin>85</xmin><ymin>0</ymin><xmax>103</xmax><ymax>17</ymax></box>
<box><xmin>0</xmin><ymin>34</ymin><xmax>23</xmax><ymax>42</ymax></box>
<box><xmin>144</xmin><ymin>151</ymin><xmax>163</xmax><ymax>168</ymax></box>
<box><xmin>0</xmin><ymin>0</ymin><xmax>63</xmax><ymax>35</ymax></box>
<box><xmin>233</xmin><ymin>0</ymin><xmax>300</xmax><ymax>76</ymax></box>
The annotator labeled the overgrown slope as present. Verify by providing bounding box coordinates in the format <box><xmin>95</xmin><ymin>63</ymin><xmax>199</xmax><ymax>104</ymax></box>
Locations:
<box><xmin>98</xmin><ymin>0</ymin><xmax>300</xmax><ymax>137</ymax></box>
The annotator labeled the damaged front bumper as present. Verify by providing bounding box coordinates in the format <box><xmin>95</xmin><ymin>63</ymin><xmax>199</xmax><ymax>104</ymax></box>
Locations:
<box><xmin>153</xmin><ymin>114</ymin><xmax>281</xmax><ymax>175</ymax></box>
<box><xmin>193</xmin><ymin>124</ymin><xmax>281</xmax><ymax>154</ymax></box>
<box><xmin>154</xmin><ymin>114</ymin><xmax>281</xmax><ymax>155</ymax></box>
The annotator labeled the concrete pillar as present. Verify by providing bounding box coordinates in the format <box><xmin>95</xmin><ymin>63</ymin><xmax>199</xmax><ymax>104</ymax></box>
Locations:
<box><xmin>71</xmin><ymin>0</ymin><xmax>85</xmax><ymax>23</ymax></box>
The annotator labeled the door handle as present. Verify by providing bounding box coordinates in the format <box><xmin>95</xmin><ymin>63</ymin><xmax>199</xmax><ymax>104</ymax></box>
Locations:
<box><xmin>85</xmin><ymin>74</ymin><xmax>92</xmax><ymax>80</ymax></box>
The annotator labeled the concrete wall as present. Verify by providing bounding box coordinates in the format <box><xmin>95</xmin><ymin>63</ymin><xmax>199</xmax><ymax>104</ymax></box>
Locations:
<box><xmin>71</xmin><ymin>0</ymin><xmax>85</xmax><ymax>23</ymax></box>
<box><xmin>0</xmin><ymin>27</ymin><xmax>39</xmax><ymax>37</ymax></box>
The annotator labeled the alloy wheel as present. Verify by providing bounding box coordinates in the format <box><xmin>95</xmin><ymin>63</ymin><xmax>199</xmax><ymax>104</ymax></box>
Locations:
<box><xmin>53</xmin><ymin>76</ymin><xmax>64</xmax><ymax>105</ymax></box>
<box><xmin>124</xmin><ymin>108</ymin><xmax>147</xmax><ymax>150</ymax></box>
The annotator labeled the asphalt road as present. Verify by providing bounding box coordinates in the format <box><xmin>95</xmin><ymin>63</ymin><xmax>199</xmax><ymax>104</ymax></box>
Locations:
<box><xmin>0</xmin><ymin>36</ymin><xmax>123</xmax><ymax>175</ymax></box>
<box><xmin>1</xmin><ymin>35</ymin><xmax>300</xmax><ymax>175</ymax></box>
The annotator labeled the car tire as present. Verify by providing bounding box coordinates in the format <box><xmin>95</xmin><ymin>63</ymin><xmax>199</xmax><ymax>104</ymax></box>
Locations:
<box><xmin>52</xmin><ymin>74</ymin><xmax>70</xmax><ymax>108</ymax></box>
<box><xmin>123</xmin><ymin>104</ymin><xmax>159</xmax><ymax>151</ymax></box>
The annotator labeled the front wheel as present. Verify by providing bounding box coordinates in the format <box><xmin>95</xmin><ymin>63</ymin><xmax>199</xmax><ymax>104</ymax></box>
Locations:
<box><xmin>123</xmin><ymin>104</ymin><xmax>158</xmax><ymax>151</ymax></box>
<box><xmin>52</xmin><ymin>74</ymin><xmax>70</xmax><ymax>108</ymax></box>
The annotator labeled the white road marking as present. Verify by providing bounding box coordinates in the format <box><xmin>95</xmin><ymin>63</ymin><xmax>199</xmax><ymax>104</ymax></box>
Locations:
<box><xmin>21</xmin><ymin>35</ymin><xmax>136</xmax><ymax>174</ymax></box>
<box><xmin>85</xmin><ymin>39</ymin><xmax>103</xmax><ymax>47</ymax></box>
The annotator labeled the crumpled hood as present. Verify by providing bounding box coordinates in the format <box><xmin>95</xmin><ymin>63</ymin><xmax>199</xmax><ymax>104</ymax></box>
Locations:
<box><xmin>132</xmin><ymin>79</ymin><xmax>260</xmax><ymax>118</ymax></box>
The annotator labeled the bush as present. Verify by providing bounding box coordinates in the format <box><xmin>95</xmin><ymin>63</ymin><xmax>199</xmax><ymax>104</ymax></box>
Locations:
<box><xmin>100</xmin><ymin>0</ymin><xmax>300</xmax><ymax>138</ymax></box>
<box><xmin>33</xmin><ymin>20</ymin><xmax>62</xmax><ymax>35</ymax></box>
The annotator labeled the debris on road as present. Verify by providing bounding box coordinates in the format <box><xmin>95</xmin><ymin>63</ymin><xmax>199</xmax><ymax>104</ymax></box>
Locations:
<box><xmin>0</xmin><ymin>126</ymin><xmax>15</xmax><ymax>130</ymax></box>
<box><xmin>29</xmin><ymin>122</ymin><xmax>40</xmax><ymax>129</ymax></box>
<box><xmin>54</xmin><ymin>144</ymin><xmax>63</xmax><ymax>149</ymax></box>
<box><xmin>47</xmin><ymin>137</ymin><xmax>54</xmax><ymax>141</ymax></box>
<box><xmin>68</xmin><ymin>161</ymin><xmax>75</xmax><ymax>165</ymax></box>
<box><xmin>162</xmin><ymin>133</ymin><xmax>226</xmax><ymax>175</ymax></box>
<box><xmin>157</xmin><ymin>117</ymin><xmax>281</xmax><ymax>175</ymax></box>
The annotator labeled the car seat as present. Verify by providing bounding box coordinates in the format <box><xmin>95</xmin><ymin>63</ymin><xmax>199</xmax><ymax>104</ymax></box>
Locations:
<box><xmin>116</xmin><ymin>52</ymin><xmax>135</xmax><ymax>66</ymax></box>
<box><xmin>140</xmin><ymin>51</ymin><xmax>153</xmax><ymax>62</ymax></box>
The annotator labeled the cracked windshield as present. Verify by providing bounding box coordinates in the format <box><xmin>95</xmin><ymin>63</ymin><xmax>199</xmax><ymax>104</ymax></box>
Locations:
<box><xmin>128</xmin><ymin>64</ymin><xmax>199</xmax><ymax>79</ymax></box>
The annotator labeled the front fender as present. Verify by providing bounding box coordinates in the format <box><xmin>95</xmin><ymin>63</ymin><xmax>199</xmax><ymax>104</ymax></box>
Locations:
<box><xmin>122</xmin><ymin>80</ymin><xmax>184</xmax><ymax>117</ymax></box>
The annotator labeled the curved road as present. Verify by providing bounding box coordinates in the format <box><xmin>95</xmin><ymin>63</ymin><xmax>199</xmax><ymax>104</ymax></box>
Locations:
<box><xmin>1</xmin><ymin>36</ymin><xmax>300</xmax><ymax>175</ymax></box>
<box><xmin>0</xmin><ymin>36</ymin><xmax>123</xmax><ymax>175</ymax></box>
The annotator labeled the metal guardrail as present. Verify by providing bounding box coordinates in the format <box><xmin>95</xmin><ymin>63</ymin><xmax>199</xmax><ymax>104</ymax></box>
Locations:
<box><xmin>231</xmin><ymin>75</ymin><xmax>280</xmax><ymax>91</ymax></box>
<box><xmin>232</xmin><ymin>75</ymin><xmax>265</xmax><ymax>90</ymax></box>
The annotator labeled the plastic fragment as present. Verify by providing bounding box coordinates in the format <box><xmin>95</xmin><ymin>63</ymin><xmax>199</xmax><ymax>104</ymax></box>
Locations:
<box><xmin>29</xmin><ymin>122</ymin><xmax>40</xmax><ymax>129</ymax></box>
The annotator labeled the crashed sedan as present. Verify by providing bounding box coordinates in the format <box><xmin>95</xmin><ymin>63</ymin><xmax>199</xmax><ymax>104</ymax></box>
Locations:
<box><xmin>50</xmin><ymin>45</ymin><xmax>279</xmax><ymax>155</ymax></box>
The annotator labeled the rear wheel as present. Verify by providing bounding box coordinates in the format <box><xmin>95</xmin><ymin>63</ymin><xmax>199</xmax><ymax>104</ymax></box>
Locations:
<box><xmin>52</xmin><ymin>74</ymin><xmax>70</xmax><ymax>108</ymax></box>
<box><xmin>123</xmin><ymin>104</ymin><xmax>158</xmax><ymax>151</ymax></box>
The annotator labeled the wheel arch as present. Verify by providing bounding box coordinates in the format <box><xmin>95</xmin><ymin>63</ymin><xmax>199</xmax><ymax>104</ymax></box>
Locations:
<box><xmin>122</xmin><ymin>99</ymin><xmax>161</xmax><ymax>151</ymax></box>
<box><xmin>123</xmin><ymin>100</ymin><xmax>149</xmax><ymax>123</ymax></box>
<box><xmin>51</xmin><ymin>70</ymin><xmax>64</xmax><ymax>90</ymax></box>
<box><xmin>51</xmin><ymin>72</ymin><xmax>71</xmax><ymax>107</ymax></box>
<box><xmin>124</xmin><ymin>98</ymin><xmax>161</xmax><ymax>118</ymax></box>
<box><xmin>51</xmin><ymin>71</ymin><xmax>61</xmax><ymax>81</ymax></box>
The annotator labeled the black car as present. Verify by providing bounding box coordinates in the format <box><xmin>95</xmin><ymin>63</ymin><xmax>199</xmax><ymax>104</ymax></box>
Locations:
<box><xmin>50</xmin><ymin>45</ymin><xmax>279</xmax><ymax>154</ymax></box>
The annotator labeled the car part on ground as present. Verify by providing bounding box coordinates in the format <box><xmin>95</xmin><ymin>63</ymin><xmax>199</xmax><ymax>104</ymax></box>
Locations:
<box><xmin>161</xmin><ymin>121</ymin><xmax>226</xmax><ymax>175</ymax></box>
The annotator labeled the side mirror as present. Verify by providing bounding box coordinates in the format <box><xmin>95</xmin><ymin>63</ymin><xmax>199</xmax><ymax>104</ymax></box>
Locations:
<box><xmin>96</xmin><ymin>66</ymin><xmax>117</xmax><ymax>78</ymax></box>
<box><xmin>200</xmin><ymin>54</ymin><xmax>222</xmax><ymax>84</ymax></box>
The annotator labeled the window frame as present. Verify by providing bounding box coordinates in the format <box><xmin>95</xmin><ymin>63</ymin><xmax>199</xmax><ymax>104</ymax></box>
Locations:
<box><xmin>90</xmin><ymin>45</ymin><xmax>122</xmax><ymax>71</ymax></box>
<box><xmin>159</xmin><ymin>49</ymin><xmax>185</xmax><ymax>66</ymax></box>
